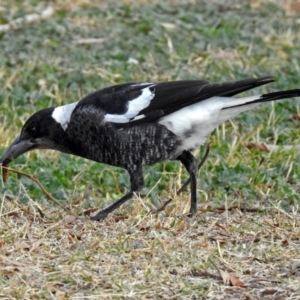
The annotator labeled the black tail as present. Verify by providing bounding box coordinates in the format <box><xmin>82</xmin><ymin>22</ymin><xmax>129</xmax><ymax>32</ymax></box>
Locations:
<box><xmin>223</xmin><ymin>87</ymin><xmax>300</xmax><ymax>110</ymax></box>
<box><xmin>260</xmin><ymin>89</ymin><xmax>300</xmax><ymax>102</ymax></box>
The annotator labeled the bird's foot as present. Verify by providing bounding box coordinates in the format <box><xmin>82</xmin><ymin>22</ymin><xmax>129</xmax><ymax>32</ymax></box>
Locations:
<box><xmin>90</xmin><ymin>209</ymin><xmax>110</xmax><ymax>221</ymax></box>
<box><xmin>187</xmin><ymin>208</ymin><xmax>196</xmax><ymax>218</ymax></box>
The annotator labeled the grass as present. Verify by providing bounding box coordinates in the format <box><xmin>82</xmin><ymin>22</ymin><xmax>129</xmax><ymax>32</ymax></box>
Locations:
<box><xmin>1</xmin><ymin>0</ymin><xmax>300</xmax><ymax>298</ymax></box>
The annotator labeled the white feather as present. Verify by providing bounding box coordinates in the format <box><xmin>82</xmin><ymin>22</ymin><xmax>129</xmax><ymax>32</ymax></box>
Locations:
<box><xmin>104</xmin><ymin>84</ymin><xmax>155</xmax><ymax>123</ymax></box>
<box><xmin>52</xmin><ymin>101</ymin><xmax>79</xmax><ymax>130</ymax></box>
<box><xmin>159</xmin><ymin>95</ymin><xmax>261</xmax><ymax>152</ymax></box>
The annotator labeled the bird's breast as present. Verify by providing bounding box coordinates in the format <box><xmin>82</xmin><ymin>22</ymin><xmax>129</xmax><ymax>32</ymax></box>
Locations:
<box><xmin>66</xmin><ymin>120</ymin><xmax>180</xmax><ymax>169</ymax></box>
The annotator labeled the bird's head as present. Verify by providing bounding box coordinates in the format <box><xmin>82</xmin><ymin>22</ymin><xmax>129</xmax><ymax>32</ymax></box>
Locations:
<box><xmin>0</xmin><ymin>107</ymin><xmax>69</xmax><ymax>166</ymax></box>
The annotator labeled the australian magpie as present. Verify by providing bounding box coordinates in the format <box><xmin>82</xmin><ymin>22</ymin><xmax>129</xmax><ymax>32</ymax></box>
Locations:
<box><xmin>1</xmin><ymin>76</ymin><xmax>300</xmax><ymax>220</ymax></box>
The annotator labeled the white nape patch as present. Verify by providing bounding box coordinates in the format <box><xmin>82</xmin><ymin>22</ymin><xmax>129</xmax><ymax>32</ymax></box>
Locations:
<box><xmin>52</xmin><ymin>101</ymin><xmax>79</xmax><ymax>130</ymax></box>
<box><xmin>159</xmin><ymin>95</ymin><xmax>261</xmax><ymax>152</ymax></box>
<box><xmin>104</xmin><ymin>84</ymin><xmax>155</xmax><ymax>123</ymax></box>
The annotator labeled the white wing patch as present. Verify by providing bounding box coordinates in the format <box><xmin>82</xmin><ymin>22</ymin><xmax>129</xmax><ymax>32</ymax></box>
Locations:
<box><xmin>52</xmin><ymin>101</ymin><xmax>79</xmax><ymax>130</ymax></box>
<box><xmin>104</xmin><ymin>84</ymin><xmax>155</xmax><ymax>123</ymax></box>
<box><xmin>159</xmin><ymin>95</ymin><xmax>261</xmax><ymax>152</ymax></box>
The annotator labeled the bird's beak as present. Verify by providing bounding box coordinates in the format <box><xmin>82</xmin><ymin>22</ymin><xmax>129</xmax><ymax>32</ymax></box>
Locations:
<box><xmin>0</xmin><ymin>135</ymin><xmax>37</xmax><ymax>165</ymax></box>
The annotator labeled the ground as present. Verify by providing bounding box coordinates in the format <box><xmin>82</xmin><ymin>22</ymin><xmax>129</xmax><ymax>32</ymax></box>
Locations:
<box><xmin>0</xmin><ymin>0</ymin><xmax>300</xmax><ymax>299</ymax></box>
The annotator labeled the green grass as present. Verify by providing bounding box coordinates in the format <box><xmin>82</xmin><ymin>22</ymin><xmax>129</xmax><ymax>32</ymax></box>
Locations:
<box><xmin>1</xmin><ymin>0</ymin><xmax>300</xmax><ymax>299</ymax></box>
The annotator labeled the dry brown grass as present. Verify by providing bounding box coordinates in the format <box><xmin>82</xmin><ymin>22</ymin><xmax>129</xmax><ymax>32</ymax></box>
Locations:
<box><xmin>0</xmin><ymin>195</ymin><xmax>300</xmax><ymax>299</ymax></box>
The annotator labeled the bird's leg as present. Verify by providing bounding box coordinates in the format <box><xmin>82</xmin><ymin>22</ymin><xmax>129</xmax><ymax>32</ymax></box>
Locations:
<box><xmin>176</xmin><ymin>143</ymin><xmax>210</xmax><ymax>196</ymax></box>
<box><xmin>151</xmin><ymin>144</ymin><xmax>210</xmax><ymax>215</ymax></box>
<box><xmin>177</xmin><ymin>151</ymin><xmax>198</xmax><ymax>217</ymax></box>
<box><xmin>90</xmin><ymin>166</ymin><xmax>144</xmax><ymax>221</ymax></box>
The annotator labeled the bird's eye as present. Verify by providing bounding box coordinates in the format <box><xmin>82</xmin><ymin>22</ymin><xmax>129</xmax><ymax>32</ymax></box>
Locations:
<box><xmin>27</xmin><ymin>126</ymin><xmax>37</xmax><ymax>135</ymax></box>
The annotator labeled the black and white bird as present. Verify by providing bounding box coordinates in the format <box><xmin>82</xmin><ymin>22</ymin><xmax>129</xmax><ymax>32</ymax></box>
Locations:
<box><xmin>1</xmin><ymin>76</ymin><xmax>299</xmax><ymax>220</ymax></box>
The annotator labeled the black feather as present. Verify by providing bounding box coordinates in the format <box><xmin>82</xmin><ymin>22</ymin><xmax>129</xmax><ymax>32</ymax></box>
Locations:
<box><xmin>74</xmin><ymin>82</ymin><xmax>154</xmax><ymax>115</ymax></box>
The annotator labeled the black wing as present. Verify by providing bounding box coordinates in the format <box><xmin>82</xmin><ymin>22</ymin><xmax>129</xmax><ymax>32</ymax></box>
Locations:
<box><xmin>73</xmin><ymin>76</ymin><xmax>274</xmax><ymax>128</ymax></box>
